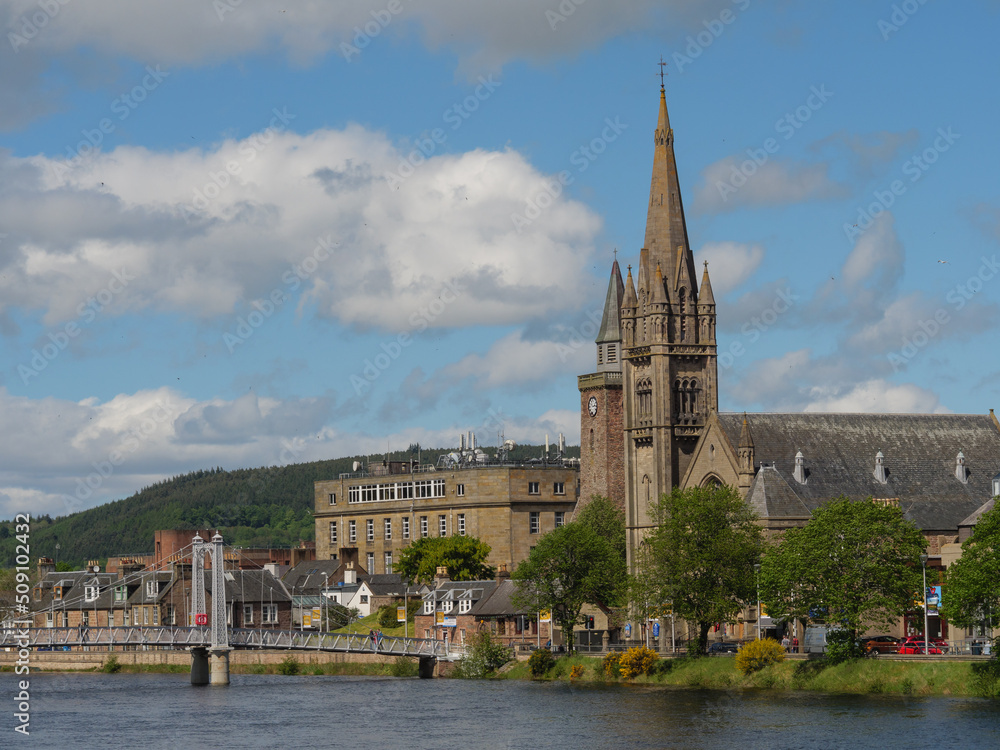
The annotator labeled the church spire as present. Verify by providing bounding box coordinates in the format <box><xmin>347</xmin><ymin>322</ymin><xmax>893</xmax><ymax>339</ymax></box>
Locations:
<box><xmin>644</xmin><ymin>81</ymin><xmax>697</xmax><ymax>300</ymax></box>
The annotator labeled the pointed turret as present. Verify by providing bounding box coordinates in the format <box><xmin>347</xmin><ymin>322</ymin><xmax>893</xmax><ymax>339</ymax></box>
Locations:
<box><xmin>623</xmin><ymin>265</ymin><xmax>637</xmax><ymax>310</ymax></box>
<box><xmin>697</xmin><ymin>260</ymin><xmax>716</xmax><ymax>345</ymax></box>
<box><xmin>699</xmin><ymin>260</ymin><xmax>715</xmax><ymax>306</ymax></box>
<box><xmin>644</xmin><ymin>85</ymin><xmax>697</xmax><ymax>297</ymax></box>
<box><xmin>596</xmin><ymin>260</ymin><xmax>625</xmax><ymax>373</ymax></box>
<box><xmin>650</xmin><ymin>264</ymin><xmax>667</xmax><ymax>305</ymax></box>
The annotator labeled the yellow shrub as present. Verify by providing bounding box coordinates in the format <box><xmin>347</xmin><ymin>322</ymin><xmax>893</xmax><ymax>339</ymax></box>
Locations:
<box><xmin>603</xmin><ymin>651</ymin><xmax>622</xmax><ymax>678</ymax></box>
<box><xmin>570</xmin><ymin>664</ymin><xmax>585</xmax><ymax>682</ymax></box>
<box><xmin>735</xmin><ymin>638</ymin><xmax>786</xmax><ymax>675</ymax></box>
<box><xmin>618</xmin><ymin>646</ymin><xmax>658</xmax><ymax>680</ymax></box>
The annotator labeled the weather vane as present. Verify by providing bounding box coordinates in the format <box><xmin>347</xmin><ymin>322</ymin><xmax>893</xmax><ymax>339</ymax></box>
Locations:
<box><xmin>658</xmin><ymin>57</ymin><xmax>667</xmax><ymax>89</ymax></box>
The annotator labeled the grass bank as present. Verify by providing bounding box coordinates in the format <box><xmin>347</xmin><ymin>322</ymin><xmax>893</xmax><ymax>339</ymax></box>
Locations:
<box><xmin>499</xmin><ymin>655</ymin><xmax>999</xmax><ymax>698</ymax></box>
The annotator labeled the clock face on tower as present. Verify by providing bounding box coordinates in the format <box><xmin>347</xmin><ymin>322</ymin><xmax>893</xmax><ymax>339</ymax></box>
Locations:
<box><xmin>588</xmin><ymin>396</ymin><xmax>598</xmax><ymax>417</ymax></box>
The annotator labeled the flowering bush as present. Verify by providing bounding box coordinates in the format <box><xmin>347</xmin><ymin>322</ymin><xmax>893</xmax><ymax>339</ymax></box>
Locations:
<box><xmin>603</xmin><ymin>651</ymin><xmax>622</xmax><ymax>678</ymax></box>
<box><xmin>735</xmin><ymin>638</ymin><xmax>786</xmax><ymax>675</ymax></box>
<box><xmin>528</xmin><ymin>648</ymin><xmax>555</xmax><ymax>677</ymax></box>
<box><xmin>618</xmin><ymin>646</ymin><xmax>658</xmax><ymax>679</ymax></box>
<box><xmin>570</xmin><ymin>664</ymin><xmax>585</xmax><ymax>681</ymax></box>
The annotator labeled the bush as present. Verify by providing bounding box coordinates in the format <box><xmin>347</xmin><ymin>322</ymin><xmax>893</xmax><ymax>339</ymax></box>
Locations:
<box><xmin>377</xmin><ymin>604</ymin><xmax>400</xmax><ymax>629</ymax></box>
<box><xmin>528</xmin><ymin>648</ymin><xmax>555</xmax><ymax>677</ymax></box>
<box><xmin>824</xmin><ymin>629</ymin><xmax>865</xmax><ymax>664</ymax></box>
<box><xmin>570</xmin><ymin>664</ymin><xmax>585</xmax><ymax>681</ymax></box>
<box><xmin>101</xmin><ymin>655</ymin><xmax>122</xmax><ymax>674</ymax></box>
<box><xmin>389</xmin><ymin>657</ymin><xmax>417</xmax><ymax>677</ymax></box>
<box><xmin>453</xmin><ymin>632</ymin><xmax>512</xmax><ymax>679</ymax></box>
<box><xmin>277</xmin><ymin>656</ymin><xmax>301</xmax><ymax>675</ymax></box>
<box><xmin>602</xmin><ymin>651</ymin><xmax>622</xmax><ymax>678</ymax></box>
<box><xmin>735</xmin><ymin>638</ymin><xmax>786</xmax><ymax>674</ymax></box>
<box><xmin>618</xmin><ymin>646</ymin><xmax>658</xmax><ymax>680</ymax></box>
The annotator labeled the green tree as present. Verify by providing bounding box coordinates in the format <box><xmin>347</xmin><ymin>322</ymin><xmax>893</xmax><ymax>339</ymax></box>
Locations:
<box><xmin>574</xmin><ymin>496</ymin><xmax>626</xmax><ymax>563</ymax></box>
<box><xmin>394</xmin><ymin>536</ymin><xmax>495</xmax><ymax>584</ymax></box>
<box><xmin>942</xmin><ymin>501</ymin><xmax>1000</xmax><ymax>633</ymax></box>
<box><xmin>636</xmin><ymin>484</ymin><xmax>765</xmax><ymax>655</ymax></box>
<box><xmin>511</xmin><ymin>522</ymin><xmax>625</xmax><ymax>652</ymax></box>
<box><xmin>761</xmin><ymin>496</ymin><xmax>925</xmax><ymax>645</ymax></box>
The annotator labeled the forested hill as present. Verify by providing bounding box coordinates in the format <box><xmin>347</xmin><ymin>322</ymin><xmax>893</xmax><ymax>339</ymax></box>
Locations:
<box><xmin>0</xmin><ymin>443</ymin><xmax>579</xmax><ymax>568</ymax></box>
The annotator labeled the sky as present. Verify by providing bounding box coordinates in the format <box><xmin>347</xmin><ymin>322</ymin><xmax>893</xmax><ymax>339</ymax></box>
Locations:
<box><xmin>1</xmin><ymin>0</ymin><xmax>999</xmax><ymax>520</ymax></box>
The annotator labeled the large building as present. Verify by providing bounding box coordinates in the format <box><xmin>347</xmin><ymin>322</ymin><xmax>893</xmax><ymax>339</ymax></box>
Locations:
<box><xmin>313</xmin><ymin>447</ymin><xmax>579</xmax><ymax>575</ymax></box>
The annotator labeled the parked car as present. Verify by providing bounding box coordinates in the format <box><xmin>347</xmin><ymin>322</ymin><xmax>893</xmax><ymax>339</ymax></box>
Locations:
<box><xmin>707</xmin><ymin>641</ymin><xmax>739</xmax><ymax>655</ymax></box>
<box><xmin>898</xmin><ymin>637</ymin><xmax>943</xmax><ymax>655</ymax></box>
<box><xmin>863</xmin><ymin>635</ymin><xmax>901</xmax><ymax>656</ymax></box>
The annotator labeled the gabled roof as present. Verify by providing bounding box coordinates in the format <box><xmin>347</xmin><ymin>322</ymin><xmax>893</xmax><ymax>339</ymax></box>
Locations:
<box><xmin>746</xmin><ymin>466</ymin><xmax>812</xmax><ymax>519</ymax></box>
<box><xmin>469</xmin><ymin>579</ymin><xmax>526</xmax><ymax>618</ymax></box>
<box><xmin>718</xmin><ymin>412</ymin><xmax>1000</xmax><ymax>530</ymax></box>
<box><xmin>366</xmin><ymin>574</ymin><xmax>405</xmax><ymax>597</ymax></box>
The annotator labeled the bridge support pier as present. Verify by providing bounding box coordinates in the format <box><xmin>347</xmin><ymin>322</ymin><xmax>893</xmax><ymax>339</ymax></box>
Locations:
<box><xmin>418</xmin><ymin>656</ymin><xmax>436</xmax><ymax>679</ymax></box>
<box><xmin>190</xmin><ymin>647</ymin><xmax>209</xmax><ymax>685</ymax></box>
<box><xmin>209</xmin><ymin>648</ymin><xmax>231</xmax><ymax>685</ymax></box>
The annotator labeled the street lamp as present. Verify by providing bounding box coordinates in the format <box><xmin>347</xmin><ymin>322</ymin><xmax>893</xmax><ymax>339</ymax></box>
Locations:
<box><xmin>754</xmin><ymin>563</ymin><xmax>761</xmax><ymax>641</ymax></box>
<box><xmin>919</xmin><ymin>553</ymin><xmax>929</xmax><ymax>656</ymax></box>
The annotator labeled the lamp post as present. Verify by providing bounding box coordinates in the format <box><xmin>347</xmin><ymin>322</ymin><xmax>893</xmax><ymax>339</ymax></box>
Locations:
<box><xmin>754</xmin><ymin>563</ymin><xmax>761</xmax><ymax>640</ymax></box>
<box><xmin>919</xmin><ymin>553</ymin><xmax>929</xmax><ymax>656</ymax></box>
<box><xmin>322</xmin><ymin>573</ymin><xmax>329</xmax><ymax>632</ymax></box>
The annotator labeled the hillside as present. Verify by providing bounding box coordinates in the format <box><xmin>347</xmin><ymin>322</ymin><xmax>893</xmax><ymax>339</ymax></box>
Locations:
<box><xmin>0</xmin><ymin>442</ymin><xmax>579</xmax><ymax>568</ymax></box>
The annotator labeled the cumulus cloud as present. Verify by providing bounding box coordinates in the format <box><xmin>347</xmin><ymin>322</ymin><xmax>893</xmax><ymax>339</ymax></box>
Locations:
<box><xmin>695</xmin><ymin>242</ymin><xmax>765</xmax><ymax>297</ymax></box>
<box><xmin>692</xmin><ymin>157</ymin><xmax>847</xmax><ymax>214</ymax></box>
<box><xmin>802</xmin><ymin>379</ymin><xmax>947</xmax><ymax>414</ymax></box>
<box><xmin>0</xmin><ymin>126</ymin><xmax>601</xmax><ymax>330</ymax></box>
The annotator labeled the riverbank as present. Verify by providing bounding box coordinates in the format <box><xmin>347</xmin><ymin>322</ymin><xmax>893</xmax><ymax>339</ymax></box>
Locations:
<box><xmin>500</xmin><ymin>653</ymin><xmax>1000</xmax><ymax>698</ymax></box>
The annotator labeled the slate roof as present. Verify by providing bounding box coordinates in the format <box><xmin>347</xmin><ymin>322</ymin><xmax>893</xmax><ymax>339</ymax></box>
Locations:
<box><xmin>283</xmin><ymin>560</ymin><xmax>359</xmax><ymax>595</ymax></box>
<box><xmin>718</xmin><ymin>413</ymin><xmax>1000</xmax><ymax>530</ymax></box>
<box><xmin>205</xmin><ymin>569</ymin><xmax>291</xmax><ymax>603</ymax></box>
<box><xmin>366</xmin><ymin>574</ymin><xmax>405</xmax><ymax>597</ymax></box>
<box><xmin>469</xmin><ymin>579</ymin><xmax>524</xmax><ymax>618</ymax></box>
<box><xmin>32</xmin><ymin>571</ymin><xmax>117</xmax><ymax>612</ymax></box>
<box><xmin>746</xmin><ymin>466</ymin><xmax>812</xmax><ymax>519</ymax></box>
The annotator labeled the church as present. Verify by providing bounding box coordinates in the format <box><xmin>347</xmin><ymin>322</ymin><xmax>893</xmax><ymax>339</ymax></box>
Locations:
<box><xmin>577</xmin><ymin>81</ymin><xmax>1000</xmax><ymax>638</ymax></box>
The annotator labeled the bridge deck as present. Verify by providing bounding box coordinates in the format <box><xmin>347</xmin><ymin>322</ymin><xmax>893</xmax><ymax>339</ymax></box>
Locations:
<box><xmin>1</xmin><ymin>626</ymin><xmax>464</xmax><ymax>660</ymax></box>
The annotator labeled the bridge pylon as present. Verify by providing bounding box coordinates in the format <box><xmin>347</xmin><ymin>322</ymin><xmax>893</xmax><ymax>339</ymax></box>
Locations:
<box><xmin>189</xmin><ymin>533</ymin><xmax>231</xmax><ymax>685</ymax></box>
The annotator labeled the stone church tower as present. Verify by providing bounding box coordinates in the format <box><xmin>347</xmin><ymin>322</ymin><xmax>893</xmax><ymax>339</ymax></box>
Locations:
<box><xmin>620</xmin><ymin>84</ymin><xmax>719</xmax><ymax>566</ymax></box>
<box><xmin>577</xmin><ymin>261</ymin><xmax>626</xmax><ymax>513</ymax></box>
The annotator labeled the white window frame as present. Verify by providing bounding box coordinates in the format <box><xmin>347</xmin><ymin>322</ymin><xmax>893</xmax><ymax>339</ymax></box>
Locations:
<box><xmin>528</xmin><ymin>482</ymin><xmax>540</xmax><ymax>495</ymax></box>
<box><xmin>145</xmin><ymin>580</ymin><xmax>158</xmax><ymax>599</ymax></box>
<box><xmin>366</xmin><ymin>518</ymin><xmax>375</xmax><ymax>542</ymax></box>
<box><xmin>45</xmin><ymin>612</ymin><xmax>54</xmax><ymax>628</ymax></box>
<box><xmin>459</xmin><ymin>599</ymin><xmax>471</xmax><ymax>614</ymax></box>
<box><xmin>367</xmin><ymin>553</ymin><xmax>375</xmax><ymax>574</ymax></box>
<box><xmin>262</xmin><ymin>604</ymin><xmax>278</xmax><ymax>624</ymax></box>
<box><xmin>439</xmin><ymin>515</ymin><xmax>447</xmax><ymax>537</ymax></box>
<box><xmin>402</xmin><ymin>517</ymin><xmax>410</xmax><ymax>539</ymax></box>
<box><xmin>458</xmin><ymin>514</ymin><xmax>466</xmax><ymax>536</ymax></box>
<box><xmin>329</xmin><ymin>492</ymin><xmax>337</xmax><ymax>505</ymax></box>
<box><xmin>423</xmin><ymin>600</ymin><xmax>434</xmax><ymax>615</ymax></box>
<box><xmin>553</xmin><ymin>482</ymin><xmax>565</xmax><ymax>495</ymax></box>
<box><xmin>555</xmin><ymin>511</ymin><xmax>565</xmax><ymax>528</ymax></box>
<box><xmin>384</xmin><ymin>552</ymin><xmax>393</xmax><ymax>575</ymax></box>
<box><xmin>420</xmin><ymin>516</ymin><xmax>428</xmax><ymax>538</ymax></box>
<box><xmin>457</xmin><ymin>483</ymin><xmax>465</xmax><ymax>497</ymax></box>
<box><xmin>384</xmin><ymin>518</ymin><xmax>392</xmax><ymax>540</ymax></box>
<box><xmin>349</xmin><ymin>520</ymin><xmax>357</xmax><ymax>543</ymax></box>
<box><xmin>244</xmin><ymin>604</ymin><xmax>253</xmax><ymax>624</ymax></box>
<box><xmin>530</xmin><ymin>512</ymin><xmax>540</xmax><ymax>534</ymax></box>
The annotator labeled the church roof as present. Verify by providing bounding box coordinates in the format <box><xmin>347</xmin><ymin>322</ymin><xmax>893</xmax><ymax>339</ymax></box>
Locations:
<box><xmin>718</xmin><ymin>412</ymin><xmax>1000</xmax><ymax>531</ymax></box>
<box><xmin>596</xmin><ymin>260</ymin><xmax>624</xmax><ymax>344</ymax></box>
<box><xmin>746</xmin><ymin>465</ymin><xmax>812</xmax><ymax>519</ymax></box>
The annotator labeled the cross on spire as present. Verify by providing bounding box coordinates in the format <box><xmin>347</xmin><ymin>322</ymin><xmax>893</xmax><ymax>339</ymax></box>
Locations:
<box><xmin>658</xmin><ymin>57</ymin><xmax>667</xmax><ymax>90</ymax></box>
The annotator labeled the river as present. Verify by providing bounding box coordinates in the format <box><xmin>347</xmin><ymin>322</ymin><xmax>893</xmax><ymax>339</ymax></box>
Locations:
<box><xmin>3</xmin><ymin>672</ymin><xmax>999</xmax><ymax>749</ymax></box>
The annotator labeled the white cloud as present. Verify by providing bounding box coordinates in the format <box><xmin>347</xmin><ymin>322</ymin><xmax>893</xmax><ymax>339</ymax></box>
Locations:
<box><xmin>442</xmin><ymin>329</ymin><xmax>593</xmax><ymax>389</ymax></box>
<box><xmin>0</xmin><ymin>126</ymin><xmax>601</xmax><ymax>330</ymax></box>
<box><xmin>803</xmin><ymin>379</ymin><xmax>947</xmax><ymax>414</ymax></box>
<box><xmin>695</xmin><ymin>241</ymin><xmax>765</xmax><ymax>297</ymax></box>
<box><xmin>693</xmin><ymin>157</ymin><xmax>846</xmax><ymax>214</ymax></box>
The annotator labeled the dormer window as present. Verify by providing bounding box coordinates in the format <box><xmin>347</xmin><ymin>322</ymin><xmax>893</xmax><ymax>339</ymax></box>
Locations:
<box><xmin>145</xmin><ymin>581</ymin><xmax>159</xmax><ymax>598</ymax></box>
<box><xmin>955</xmin><ymin>451</ymin><xmax>968</xmax><ymax>484</ymax></box>
<box><xmin>459</xmin><ymin>599</ymin><xmax>472</xmax><ymax>614</ymax></box>
<box><xmin>54</xmin><ymin>586</ymin><xmax>63</xmax><ymax>601</ymax></box>
<box><xmin>793</xmin><ymin>451</ymin><xmax>807</xmax><ymax>485</ymax></box>
<box><xmin>874</xmin><ymin>451</ymin><xmax>888</xmax><ymax>484</ymax></box>
<box><xmin>85</xmin><ymin>585</ymin><xmax>99</xmax><ymax>602</ymax></box>
<box><xmin>442</xmin><ymin>600</ymin><xmax>453</xmax><ymax>614</ymax></box>
<box><xmin>423</xmin><ymin>600</ymin><xmax>433</xmax><ymax>615</ymax></box>
<box><xmin>993</xmin><ymin>471</ymin><xmax>1000</xmax><ymax>498</ymax></box>
<box><xmin>114</xmin><ymin>586</ymin><xmax>127</xmax><ymax>602</ymax></box>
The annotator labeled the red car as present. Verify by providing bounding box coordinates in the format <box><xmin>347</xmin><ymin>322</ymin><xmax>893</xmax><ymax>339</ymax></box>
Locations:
<box><xmin>898</xmin><ymin>637</ymin><xmax>942</xmax><ymax>655</ymax></box>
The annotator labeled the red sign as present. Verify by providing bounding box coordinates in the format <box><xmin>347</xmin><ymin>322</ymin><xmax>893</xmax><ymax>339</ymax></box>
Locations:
<box><xmin>195</xmin><ymin>613</ymin><xmax>208</xmax><ymax>626</ymax></box>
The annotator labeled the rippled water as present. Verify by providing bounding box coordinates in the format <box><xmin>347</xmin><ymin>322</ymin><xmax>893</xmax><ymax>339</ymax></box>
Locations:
<box><xmin>3</xmin><ymin>672</ymin><xmax>999</xmax><ymax>749</ymax></box>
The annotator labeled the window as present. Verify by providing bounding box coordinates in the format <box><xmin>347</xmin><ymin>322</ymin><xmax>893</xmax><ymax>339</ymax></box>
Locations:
<box><xmin>329</xmin><ymin>492</ymin><xmax>337</xmax><ymax>505</ymax></box>
<box><xmin>133</xmin><ymin>607</ymin><xmax>141</xmax><ymax>626</ymax></box>
<box><xmin>384</xmin><ymin>518</ymin><xmax>392</xmax><ymax>540</ymax></box>
<box><xmin>153</xmin><ymin>607</ymin><xmax>159</xmax><ymax>626</ymax></box>
<box><xmin>244</xmin><ymin>604</ymin><xmax>253</xmax><ymax>625</ymax></box>
<box><xmin>45</xmin><ymin>612</ymin><xmax>53</xmax><ymax>628</ymax></box>
<box><xmin>143</xmin><ymin>607</ymin><xmax>149</xmax><ymax>625</ymax></box>
<box><xmin>54</xmin><ymin>586</ymin><xmax>62</xmax><ymax>601</ymax></box>
<box><xmin>330</xmin><ymin>521</ymin><xmax>338</xmax><ymax>544</ymax></box>
<box><xmin>402</xmin><ymin>517</ymin><xmax>410</xmax><ymax>539</ymax></box>
<box><xmin>349</xmin><ymin>520</ymin><xmax>357</xmax><ymax>543</ymax></box>
<box><xmin>555</xmin><ymin>511</ymin><xmax>565</xmax><ymax>528</ymax></box>
<box><xmin>457</xmin><ymin>483</ymin><xmax>465</xmax><ymax>497</ymax></box>
<box><xmin>442</xmin><ymin>600</ymin><xmax>453</xmax><ymax>613</ymax></box>
<box><xmin>530</xmin><ymin>512</ymin><xmax>540</xmax><ymax>534</ymax></box>
<box><xmin>360</xmin><ymin>595</ymin><xmax>369</xmax><ymax>605</ymax></box>
<box><xmin>459</xmin><ymin>599</ymin><xmax>471</xmax><ymax>614</ymax></box>
<box><xmin>82</xmin><ymin>610</ymin><xmax>90</xmax><ymax>626</ymax></box>
<box><xmin>367</xmin><ymin>553</ymin><xmax>375</xmax><ymax>574</ymax></box>
<box><xmin>108</xmin><ymin>611</ymin><xmax>115</xmax><ymax>627</ymax></box>
<box><xmin>124</xmin><ymin>609</ymin><xmax>131</xmax><ymax>627</ymax></box>
<box><xmin>85</xmin><ymin>585</ymin><xmax>98</xmax><ymax>601</ymax></box>
<box><xmin>366</xmin><ymin>519</ymin><xmax>375</xmax><ymax>542</ymax></box>
<box><xmin>439</xmin><ymin>515</ymin><xmax>447</xmax><ymax>537</ymax></box>
<box><xmin>262</xmin><ymin>604</ymin><xmax>278</xmax><ymax>624</ymax></box>
<box><xmin>553</xmin><ymin>482</ymin><xmax>565</xmax><ymax>495</ymax></box>
<box><xmin>420</xmin><ymin>516</ymin><xmax>428</xmax><ymax>538</ymax></box>
<box><xmin>528</xmin><ymin>482</ymin><xmax>540</xmax><ymax>495</ymax></box>
<box><xmin>165</xmin><ymin>605</ymin><xmax>175</xmax><ymax>625</ymax></box>
<box><xmin>384</xmin><ymin>553</ymin><xmax>393</xmax><ymax>575</ymax></box>
<box><xmin>458</xmin><ymin>514</ymin><xmax>466</xmax><ymax>536</ymax></box>
<box><xmin>423</xmin><ymin>600</ymin><xmax>434</xmax><ymax>615</ymax></box>
<box><xmin>146</xmin><ymin>580</ymin><xmax>158</xmax><ymax>598</ymax></box>
<box><xmin>114</xmin><ymin>585</ymin><xmax>126</xmax><ymax>602</ymax></box>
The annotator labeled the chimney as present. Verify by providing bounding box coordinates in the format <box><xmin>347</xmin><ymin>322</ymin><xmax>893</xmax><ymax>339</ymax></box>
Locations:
<box><xmin>344</xmin><ymin>562</ymin><xmax>357</xmax><ymax>586</ymax></box>
<box><xmin>37</xmin><ymin>557</ymin><xmax>55</xmax><ymax>579</ymax></box>
<box><xmin>496</xmin><ymin>564</ymin><xmax>510</xmax><ymax>583</ymax></box>
<box><xmin>434</xmin><ymin>565</ymin><xmax>450</xmax><ymax>586</ymax></box>
<box><xmin>793</xmin><ymin>451</ymin><xmax>807</xmax><ymax>485</ymax></box>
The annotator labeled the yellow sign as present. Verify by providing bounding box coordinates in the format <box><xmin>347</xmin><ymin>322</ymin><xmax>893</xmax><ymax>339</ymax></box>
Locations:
<box><xmin>539</xmin><ymin>610</ymin><xmax>551</xmax><ymax>623</ymax></box>
<box><xmin>303</xmin><ymin>614</ymin><xmax>312</xmax><ymax>628</ymax></box>
<box><xmin>436</xmin><ymin>611</ymin><xmax>444</xmax><ymax>625</ymax></box>
<box><xmin>312</xmin><ymin>607</ymin><xmax>322</xmax><ymax>620</ymax></box>
<box><xmin>397</xmin><ymin>606</ymin><xmax>407</xmax><ymax>623</ymax></box>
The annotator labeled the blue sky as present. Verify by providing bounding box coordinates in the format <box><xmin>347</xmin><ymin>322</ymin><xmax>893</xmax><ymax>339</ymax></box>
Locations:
<box><xmin>2</xmin><ymin>0</ymin><xmax>999</xmax><ymax>519</ymax></box>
